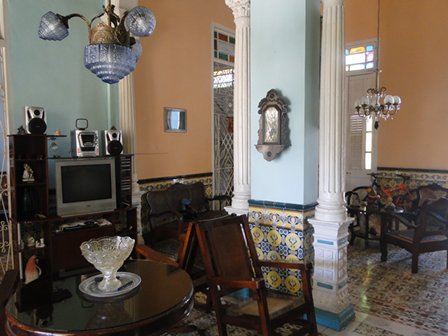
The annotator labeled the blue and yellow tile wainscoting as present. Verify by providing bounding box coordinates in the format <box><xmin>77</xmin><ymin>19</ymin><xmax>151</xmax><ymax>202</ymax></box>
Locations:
<box><xmin>377</xmin><ymin>167</ymin><xmax>448</xmax><ymax>189</ymax></box>
<box><xmin>248</xmin><ymin>200</ymin><xmax>316</xmax><ymax>296</ymax></box>
<box><xmin>138</xmin><ymin>172</ymin><xmax>214</xmax><ymax>197</ymax></box>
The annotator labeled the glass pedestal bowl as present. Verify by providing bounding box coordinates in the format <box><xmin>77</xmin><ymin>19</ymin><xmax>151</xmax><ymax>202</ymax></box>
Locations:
<box><xmin>80</xmin><ymin>236</ymin><xmax>135</xmax><ymax>292</ymax></box>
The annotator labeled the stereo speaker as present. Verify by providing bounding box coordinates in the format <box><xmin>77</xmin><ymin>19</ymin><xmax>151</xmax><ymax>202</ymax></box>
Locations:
<box><xmin>101</xmin><ymin>128</ymin><xmax>123</xmax><ymax>156</ymax></box>
<box><xmin>25</xmin><ymin>106</ymin><xmax>47</xmax><ymax>134</ymax></box>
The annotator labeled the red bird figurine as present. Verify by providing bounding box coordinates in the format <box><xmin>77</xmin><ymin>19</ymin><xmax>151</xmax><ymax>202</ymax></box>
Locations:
<box><xmin>24</xmin><ymin>255</ymin><xmax>41</xmax><ymax>284</ymax></box>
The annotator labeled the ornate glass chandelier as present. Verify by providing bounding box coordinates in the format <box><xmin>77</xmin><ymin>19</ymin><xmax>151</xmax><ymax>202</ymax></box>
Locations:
<box><xmin>355</xmin><ymin>86</ymin><xmax>401</xmax><ymax>121</ymax></box>
<box><xmin>38</xmin><ymin>0</ymin><xmax>156</xmax><ymax>84</ymax></box>
<box><xmin>354</xmin><ymin>0</ymin><xmax>401</xmax><ymax>129</ymax></box>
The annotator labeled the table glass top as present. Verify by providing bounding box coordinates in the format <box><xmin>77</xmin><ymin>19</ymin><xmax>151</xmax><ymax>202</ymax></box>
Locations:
<box><xmin>6</xmin><ymin>260</ymin><xmax>193</xmax><ymax>333</ymax></box>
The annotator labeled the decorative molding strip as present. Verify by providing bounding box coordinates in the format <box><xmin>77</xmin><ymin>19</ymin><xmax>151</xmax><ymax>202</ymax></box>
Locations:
<box><xmin>315</xmin><ymin>305</ymin><xmax>356</xmax><ymax>332</ymax></box>
<box><xmin>378</xmin><ymin>167</ymin><xmax>448</xmax><ymax>174</ymax></box>
<box><xmin>317</xmin><ymin>282</ymin><xmax>333</xmax><ymax>290</ymax></box>
<box><xmin>249</xmin><ymin>199</ymin><xmax>318</xmax><ymax>212</ymax></box>
<box><xmin>138</xmin><ymin>173</ymin><xmax>213</xmax><ymax>197</ymax></box>
<box><xmin>377</xmin><ymin>167</ymin><xmax>448</xmax><ymax>189</ymax></box>
<box><xmin>317</xmin><ymin>239</ymin><xmax>334</xmax><ymax>245</ymax></box>
<box><xmin>138</xmin><ymin>172</ymin><xmax>212</xmax><ymax>185</ymax></box>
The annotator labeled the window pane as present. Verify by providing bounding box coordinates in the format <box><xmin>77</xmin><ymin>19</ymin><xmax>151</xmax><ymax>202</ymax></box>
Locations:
<box><xmin>366</xmin><ymin>51</ymin><xmax>374</xmax><ymax>62</ymax></box>
<box><xmin>350</xmin><ymin>64</ymin><xmax>365</xmax><ymax>71</ymax></box>
<box><xmin>365</xmin><ymin>132</ymin><xmax>372</xmax><ymax>151</ymax></box>
<box><xmin>365</xmin><ymin>152</ymin><xmax>372</xmax><ymax>170</ymax></box>
<box><xmin>345</xmin><ymin>42</ymin><xmax>376</xmax><ymax>72</ymax></box>
<box><xmin>346</xmin><ymin>53</ymin><xmax>366</xmax><ymax>65</ymax></box>
<box><xmin>366</xmin><ymin>117</ymin><xmax>373</xmax><ymax>131</ymax></box>
<box><xmin>349</xmin><ymin>46</ymin><xmax>366</xmax><ymax>54</ymax></box>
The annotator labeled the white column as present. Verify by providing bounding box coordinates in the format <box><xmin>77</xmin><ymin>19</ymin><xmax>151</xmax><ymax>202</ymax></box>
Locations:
<box><xmin>308</xmin><ymin>0</ymin><xmax>354</xmax><ymax>330</ymax></box>
<box><xmin>224</xmin><ymin>0</ymin><xmax>251</xmax><ymax>216</ymax></box>
<box><xmin>119</xmin><ymin>72</ymin><xmax>143</xmax><ymax>243</ymax></box>
<box><xmin>112</xmin><ymin>0</ymin><xmax>143</xmax><ymax>243</ymax></box>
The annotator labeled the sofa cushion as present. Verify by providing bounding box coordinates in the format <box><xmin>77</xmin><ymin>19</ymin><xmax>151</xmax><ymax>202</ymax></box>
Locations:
<box><xmin>188</xmin><ymin>182</ymin><xmax>209</xmax><ymax>213</ymax></box>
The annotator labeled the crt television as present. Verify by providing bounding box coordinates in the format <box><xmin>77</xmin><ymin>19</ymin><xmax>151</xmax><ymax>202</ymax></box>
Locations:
<box><xmin>55</xmin><ymin>157</ymin><xmax>117</xmax><ymax>217</ymax></box>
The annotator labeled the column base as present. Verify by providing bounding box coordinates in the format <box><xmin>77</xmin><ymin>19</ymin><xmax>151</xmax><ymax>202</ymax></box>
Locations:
<box><xmin>316</xmin><ymin>305</ymin><xmax>355</xmax><ymax>331</ymax></box>
<box><xmin>225</xmin><ymin>205</ymin><xmax>249</xmax><ymax>216</ymax></box>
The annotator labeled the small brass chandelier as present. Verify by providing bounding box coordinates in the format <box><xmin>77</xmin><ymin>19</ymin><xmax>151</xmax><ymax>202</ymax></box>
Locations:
<box><xmin>354</xmin><ymin>0</ymin><xmax>401</xmax><ymax>129</ymax></box>
<box><xmin>355</xmin><ymin>86</ymin><xmax>401</xmax><ymax>125</ymax></box>
<box><xmin>38</xmin><ymin>0</ymin><xmax>156</xmax><ymax>84</ymax></box>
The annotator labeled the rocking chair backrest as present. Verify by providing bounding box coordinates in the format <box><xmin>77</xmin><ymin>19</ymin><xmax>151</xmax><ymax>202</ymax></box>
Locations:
<box><xmin>196</xmin><ymin>215</ymin><xmax>256</xmax><ymax>281</ymax></box>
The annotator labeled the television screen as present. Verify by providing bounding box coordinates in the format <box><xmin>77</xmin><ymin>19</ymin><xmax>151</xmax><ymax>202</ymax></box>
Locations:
<box><xmin>61</xmin><ymin>164</ymin><xmax>112</xmax><ymax>203</ymax></box>
<box><xmin>55</xmin><ymin>158</ymin><xmax>117</xmax><ymax>217</ymax></box>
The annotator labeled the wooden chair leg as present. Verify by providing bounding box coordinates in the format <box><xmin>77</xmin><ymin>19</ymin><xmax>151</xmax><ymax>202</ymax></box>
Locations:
<box><xmin>380</xmin><ymin>241</ymin><xmax>388</xmax><ymax>262</ymax></box>
<box><xmin>411</xmin><ymin>254</ymin><xmax>419</xmax><ymax>273</ymax></box>
<box><xmin>209</xmin><ymin>286</ymin><xmax>228</xmax><ymax>336</ymax></box>
<box><xmin>446</xmin><ymin>250</ymin><xmax>448</xmax><ymax>269</ymax></box>
<box><xmin>309</xmin><ymin>311</ymin><xmax>319</xmax><ymax>336</ymax></box>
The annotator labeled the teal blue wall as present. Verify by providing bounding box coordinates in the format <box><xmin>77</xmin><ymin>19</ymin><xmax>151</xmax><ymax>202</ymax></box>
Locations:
<box><xmin>6</xmin><ymin>0</ymin><xmax>118</xmax><ymax>158</ymax></box>
<box><xmin>251</xmin><ymin>0</ymin><xmax>320</xmax><ymax>205</ymax></box>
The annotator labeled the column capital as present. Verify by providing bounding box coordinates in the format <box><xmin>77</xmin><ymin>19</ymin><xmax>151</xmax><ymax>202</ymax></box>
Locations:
<box><xmin>110</xmin><ymin>0</ymin><xmax>138</xmax><ymax>11</ymax></box>
<box><xmin>225</xmin><ymin>0</ymin><xmax>250</xmax><ymax>18</ymax></box>
<box><xmin>321</xmin><ymin>0</ymin><xmax>344</xmax><ymax>6</ymax></box>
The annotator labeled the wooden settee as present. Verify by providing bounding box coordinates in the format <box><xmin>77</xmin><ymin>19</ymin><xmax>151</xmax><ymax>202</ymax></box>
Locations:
<box><xmin>140</xmin><ymin>181</ymin><xmax>230</xmax><ymax>250</ymax></box>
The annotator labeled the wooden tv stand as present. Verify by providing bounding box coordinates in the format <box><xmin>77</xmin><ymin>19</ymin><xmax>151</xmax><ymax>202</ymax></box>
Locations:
<box><xmin>51</xmin><ymin>207</ymin><xmax>137</xmax><ymax>274</ymax></box>
<box><xmin>9</xmin><ymin>134</ymin><xmax>136</xmax><ymax>278</ymax></box>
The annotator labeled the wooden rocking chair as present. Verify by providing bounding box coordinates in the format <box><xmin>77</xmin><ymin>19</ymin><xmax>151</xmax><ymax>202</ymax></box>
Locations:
<box><xmin>194</xmin><ymin>214</ymin><xmax>318</xmax><ymax>336</ymax></box>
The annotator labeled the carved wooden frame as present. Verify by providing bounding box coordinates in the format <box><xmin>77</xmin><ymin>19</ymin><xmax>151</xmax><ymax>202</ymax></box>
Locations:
<box><xmin>255</xmin><ymin>89</ymin><xmax>290</xmax><ymax>161</ymax></box>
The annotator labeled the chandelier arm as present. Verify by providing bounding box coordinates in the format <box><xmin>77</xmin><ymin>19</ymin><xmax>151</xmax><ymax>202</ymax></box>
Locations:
<box><xmin>64</xmin><ymin>13</ymin><xmax>91</xmax><ymax>29</ymax></box>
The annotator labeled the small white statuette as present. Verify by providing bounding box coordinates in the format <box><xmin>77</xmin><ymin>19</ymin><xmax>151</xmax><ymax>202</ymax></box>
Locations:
<box><xmin>26</xmin><ymin>236</ymin><xmax>36</xmax><ymax>247</ymax></box>
<box><xmin>36</xmin><ymin>238</ymin><xmax>45</xmax><ymax>248</ymax></box>
<box><xmin>22</xmin><ymin>164</ymin><xmax>35</xmax><ymax>182</ymax></box>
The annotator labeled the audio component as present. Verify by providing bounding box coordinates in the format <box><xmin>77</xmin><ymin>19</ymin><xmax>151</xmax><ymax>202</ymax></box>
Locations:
<box><xmin>101</xmin><ymin>127</ymin><xmax>123</xmax><ymax>156</ymax></box>
<box><xmin>25</xmin><ymin>106</ymin><xmax>47</xmax><ymax>134</ymax></box>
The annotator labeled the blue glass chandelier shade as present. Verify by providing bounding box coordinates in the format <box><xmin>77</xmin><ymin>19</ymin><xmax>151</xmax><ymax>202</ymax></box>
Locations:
<box><xmin>38</xmin><ymin>11</ymin><xmax>69</xmax><ymax>41</ymax></box>
<box><xmin>38</xmin><ymin>3</ymin><xmax>156</xmax><ymax>84</ymax></box>
<box><xmin>84</xmin><ymin>44</ymin><xmax>137</xmax><ymax>84</ymax></box>
<box><xmin>125</xmin><ymin>7</ymin><xmax>156</xmax><ymax>37</ymax></box>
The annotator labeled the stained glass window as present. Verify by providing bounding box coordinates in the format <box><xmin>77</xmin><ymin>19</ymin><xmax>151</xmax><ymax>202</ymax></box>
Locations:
<box><xmin>345</xmin><ymin>43</ymin><xmax>376</xmax><ymax>72</ymax></box>
<box><xmin>213</xmin><ymin>28</ymin><xmax>235</xmax><ymax>64</ymax></box>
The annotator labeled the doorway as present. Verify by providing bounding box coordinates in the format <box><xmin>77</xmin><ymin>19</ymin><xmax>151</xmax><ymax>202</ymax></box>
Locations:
<box><xmin>212</xmin><ymin>61</ymin><xmax>234</xmax><ymax>197</ymax></box>
<box><xmin>212</xmin><ymin>27</ymin><xmax>235</xmax><ymax>198</ymax></box>
<box><xmin>345</xmin><ymin>72</ymin><xmax>377</xmax><ymax>191</ymax></box>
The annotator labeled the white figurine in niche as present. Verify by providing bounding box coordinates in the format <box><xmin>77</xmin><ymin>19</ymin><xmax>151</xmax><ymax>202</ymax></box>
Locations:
<box><xmin>22</xmin><ymin>164</ymin><xmax>35</xmax><ymax>182</ymax></box>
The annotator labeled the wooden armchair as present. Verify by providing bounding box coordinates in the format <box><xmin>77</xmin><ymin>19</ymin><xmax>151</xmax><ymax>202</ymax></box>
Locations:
<box><xmin>380</xmin><ymin>197</ymin><xmax>448</xmax><ymax>273</ymax></box>
<box><xmin>135</xmin><ymin>222</ymin><xmax>207</xmax><ymax>291</ymax></box>
<box><xmin>194</xmin><ymin>215</ymin><xmax>317</xmax><ymax>336</ymax></box>
<box><xmin>0</xmin><ymin>269</ymin><xmax>19</xmax><ymax>331</ymax></box>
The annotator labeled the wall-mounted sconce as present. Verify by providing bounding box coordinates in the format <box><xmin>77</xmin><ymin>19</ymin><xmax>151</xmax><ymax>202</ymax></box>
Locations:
<box><xmin>164</xmin><ymin>107</ymin><xmax>186</xmax><ymax>132</ymax></box>
<box><xmin>255</xmin><ymin>89</ymin><xmax>290</xmax><ymax>161</ymax></box>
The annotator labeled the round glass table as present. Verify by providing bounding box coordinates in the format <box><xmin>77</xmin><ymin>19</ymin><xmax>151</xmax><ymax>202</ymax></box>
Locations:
<box><xmin>5</xmin><ymin>260</ymin><xmax>194</xmax><ymax>336</ymax></box>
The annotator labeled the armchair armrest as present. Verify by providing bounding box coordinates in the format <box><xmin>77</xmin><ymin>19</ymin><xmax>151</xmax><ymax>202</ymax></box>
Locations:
<box><xmin>147</xmin><ymin>210</ymin><xmax>185</xmax><ymax>235</ymax></box>
<box><xmin>256</xmin><ymin>260</ymin><xmax>310</xmax><ymax>272</ymax></box>
<box><xmin>206</xmin><ymin>195</ymin><xmax>231</xmax><ymax>210</ymax></box>
<box><xmin>425</xmin><ymin>209</ymin><xmax>448</xmax><ymax>224</ymax></box>
<box><xmin>135</xmin><ymin>244</ymin><xmax>179</xmax><ymax>267</ymax></box>
<box><xmin>149</xmin><ymin>210</ymin><xmax>183</xmax><ymax>221</ymax></box>
<box><xmin>382</xmin><ymin>212</ymin><xmax>417</xmax><ymax>231</ymax></box>
<box><xmin>209</xmin><ymin>276</ymin><xmax>264</xmax><ymax>290</ymax></box>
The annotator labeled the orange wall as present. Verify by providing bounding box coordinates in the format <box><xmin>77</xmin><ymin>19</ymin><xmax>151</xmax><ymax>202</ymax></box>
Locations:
<box><xmin>346</xmin><ymin>0</ymin><xmax>448</xmax><ymax>170</ymax></box>
<box><xmin>134</xmin><ymin>0</ymin><xmax>233</xmax><ymax>180</ymax></box>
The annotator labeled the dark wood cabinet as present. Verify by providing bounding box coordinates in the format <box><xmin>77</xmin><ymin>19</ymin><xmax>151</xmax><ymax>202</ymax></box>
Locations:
<box><xmin>9</xmin><ymin>134</ymin><xmax>136</xmax><ymax>278</ymax></box>
<box><xmin>50</xmin><ymin>207</ymin><xmax>137</xmax><ymax>274</ymax></box>
<box><xmin>9</xmin><ymin>135</ymin><xmax>49</xmax><ymax>221</ymax></box>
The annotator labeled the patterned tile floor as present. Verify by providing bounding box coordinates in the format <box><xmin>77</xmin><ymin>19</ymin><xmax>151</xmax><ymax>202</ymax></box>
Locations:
<box><xmin>321</xmin><ymin>243</ymin><xmax>448</xmax><ymax>336</ymax></box>
<box><xmin>167</xmin><ymin>243</ymin><xmax>448</xmax><ymax>336</ymax></box>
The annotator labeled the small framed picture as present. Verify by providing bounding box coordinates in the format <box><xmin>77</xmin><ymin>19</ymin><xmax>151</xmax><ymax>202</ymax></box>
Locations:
<box><xmin>164</xmin><ymin>107</ymin><xmax>186</xmax><ymax>132</ymax></box>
